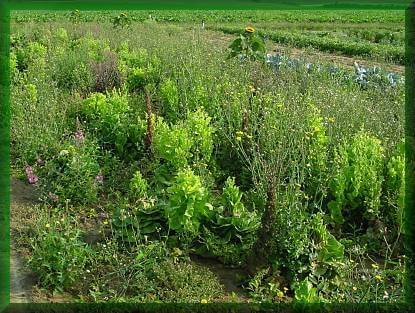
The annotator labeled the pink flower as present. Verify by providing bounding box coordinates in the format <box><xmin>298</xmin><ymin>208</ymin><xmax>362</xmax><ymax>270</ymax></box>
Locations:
<box><xmin>74</xmin><ymin>130</ymin><xmax>85</xmax><ymax>142</ymax></box>
<box><xmin>36</xmin><ymin>158</ymin><xmax>44</xmax><ymax>166</ymax></box>
<box><xmin>28</xmin><ymin>174</ymin><xmax>38</xmax><ymax>184</ymax></box>
<box><xmin>95</xmin><ymin>174</ymin><xmax>104</xmax><ymax>184</ymax></box>
<box><xmin>25</xmin><ymin>165</ymin><xmax>33</xmax><ymax>176</ymax></box>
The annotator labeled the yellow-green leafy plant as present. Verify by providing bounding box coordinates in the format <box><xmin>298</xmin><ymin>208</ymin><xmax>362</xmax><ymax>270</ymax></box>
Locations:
<box><xmin>328</xmin><ymin>130</ymin><xmax>384</xmax><ymax>226</ymax></box>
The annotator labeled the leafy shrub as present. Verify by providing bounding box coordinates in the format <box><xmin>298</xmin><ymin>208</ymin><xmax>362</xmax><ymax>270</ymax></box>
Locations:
<box><xmin>28</xmin><ymin>213</ymin><xmax>92</xmax><ymax>292</ymax></box>
<box><xmin>82</xmin><ymin>90</ymin><xmax>146</xmax><ymax>158</ymax></box>
<box><xmin>120</xmin><ymin>46</ymin><xmax>161</xmax><ymax>92</ymax></box>
<box><xmin>328</xmin><ymin>131</ymin><xmax>384</xmax><ymax>227</ymax></box>
<box><xmin>153</xmin><ymin>108</ymin><xmax>215</xmax><ymax>171</ymax></box>
<box><xmin>197</xmin><ymin>177</ymin><xmax>259</xmax><ymax>265</ymax></box>
<box><xmin>153</xmin><ymin>117</ymin><xmax>193</xmax><ymax>169</ymax></box>
<box><xmin>112</xmin><ymin>13</ymin><xmax>131</xmax><ymax>29</ymax></box>
<box><xmin>166</xmin><ymin>168</ymin><xmax>212</xmax><ymax>239</ymax></box>
<box><xmin>40</xmin><ymin>137</ymin><xmax>101</xmax><ymax>206</ymax></box>
<box><xmin>15</xmin><ymin>41</ymin><xmax>47</xmax><ymax>72</ymax></box>
<box><xmin>184</xmin><ymin>108</ymin><xmax>215</xmax><ymax>165</ymax></box>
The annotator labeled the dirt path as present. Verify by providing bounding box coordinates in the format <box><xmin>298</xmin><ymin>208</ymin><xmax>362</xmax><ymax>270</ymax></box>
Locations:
<box><xmin>190</xmin><ymin>254</ymin><xmax>250</xmax><ymax>302</ymax></box>
<box><xmin>9</xmin><ymin>177</ymin><xmax>39</xmax><ymax>303</ymax></box>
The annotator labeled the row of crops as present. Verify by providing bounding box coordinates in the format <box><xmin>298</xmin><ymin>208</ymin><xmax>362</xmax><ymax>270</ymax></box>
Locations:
<box><xmin>11</xmin><ymin>9</ymin><xmax>404</xmax><ymax>23</ymax></box>
<box><xmin>215</xmin><ymin>26</ymin><xmax>405</xmax><ymax>64</ymax></box>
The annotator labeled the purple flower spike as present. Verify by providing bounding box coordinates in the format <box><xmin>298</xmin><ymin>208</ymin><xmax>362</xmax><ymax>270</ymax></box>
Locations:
<box><xmin>95</xmin><ymin>174</ymin><xmax>104</xmax><ymax>184</ymax></box>
<box><xmin>28</xmin><ymin>174</ymin><xmax>38</xmax><ymax>184</ymax></box>
<box><xmin>74</xmin><ymin>130</ymin><xmax>85</xmax><ymax>142</ymax></box>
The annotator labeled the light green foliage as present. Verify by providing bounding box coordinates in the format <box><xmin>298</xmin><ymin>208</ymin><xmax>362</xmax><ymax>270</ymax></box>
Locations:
<box><xmin>215</xmin><ymin>177</ymin><xmax>259</xmax><ymax>240</ymax></box>
<box><xmin>129</xmin><ymin>171</ymin><xmax>148</xmax><ymax>199</ymax></box>
<box><xmin>304</xmin><ymin>103</ymin><xmax>329</xmax><ymax>200</ymax></box>
<box><xmin>112</xmin><ymin>198</ymin><xmax>166</xmax><ymax>241</ymax></box>
<box><xmin>153</xmin><ymin>108</ymin><xmax>215</xmax><ymax>170</ymax></box>
<box><xmin>121</xmin><ymin>46</ymin><xmax>161</xmax><ymax>91</ymax></box>
<box><xmin>55</xmin><ymin>27</ymin><xmax>68</xmax><ymax>42</ymax></box>
<box><xmin>15</xmin><ymin>41</ymin><xmax>47</xmax><ymax>71</ymax></box>
<box><xmin>293</xmin><ymin>278</ymin><xmax>324</xmax><ymax>303</ymax></box>
<box><xmin>153</xmin><ymin>117</ymin><xmax>193</xmax><ymax>169</ymax></box>
<box><xmin>166</xmin><ymin>168</ymin><xmax>211</xmax><ymax>236</ymax></box>
<box><xmin>82</xmin><ymin>91</ymin><xmax>146</xmax><ymax>157</ymax></box>
<box><xmin>74</xmin><ymin>35</ymin><xmax>111</xmax><ymax>62</ymax></box>
<box><xmin>184</xmin><ymin>108</ymin><xmax>215</xmax><ymax>165</ymax></box>
<box><xmin>328</xmin><ymin>131</ymin><xmax>384</xmax><ymax>225</ymax></box>
<box><xmin>28</xmin><ymin>213</ymin><xmax>92</xmax><ymax>292</ymax></box>
<box><xmin>159</xmin><ymin>78</ymin><xmax>179</xmax><ymax>120</ymax></box>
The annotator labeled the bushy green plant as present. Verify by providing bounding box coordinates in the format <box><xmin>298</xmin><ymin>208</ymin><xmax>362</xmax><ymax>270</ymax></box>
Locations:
<box><xmin>28</xmin><ymin>213</ymin><xmax>92</xmax><ymax>292</ymax></box>
<box><xmin>123</xmin><ymin>48</ymin><xmax>161</xmax><ymax>92</ymax></box>
<box><xmin>153</xmin><ymin>108</ymin><xmax>215</xmax><ymax>172</ymax></box>
<box><xmin>304</xmin><ymin>104</ymin><xmax>329</xmax><ymax>202</ymax></box>
<box><xmin>328</xmin><ymin>130</ymin><xmax>384</xmax><ymax>226</ymax></box>
<box><xmin>184</xmin><ymin>108</ymin><xmax>215</xmax><ymax>165</ymax></box>
<box><xmin>40</xmin><ymin>137</ymin><xmax>101</xmax><ymax>206</ymax></box>
<box><xmin>153</xmin><ymin>117</ymin><xmax>193</xmax><ymax>169</ymax></box>
<box><xmin>166</xmin><ymin>168</ymin><xmax>212</xmax><ymax>238</ymax></box>
<box><xmin>112</xmin><ymin>198</ymin><xmax>166</xmax><ymax>242</ymax></box>
<box><xmin>197</xmin><ymin>177</ymin><xmax>259</xmax><ymax>265</ymax></box>
<box><xmin>82</xmin><ymin>90</ymin><xmax>146</xmax><ymax>158</ymax></box>
<box><xmin>15</xmin><ymin>41</ymin><xmax>47</xmax><ymax>72</ymax></box>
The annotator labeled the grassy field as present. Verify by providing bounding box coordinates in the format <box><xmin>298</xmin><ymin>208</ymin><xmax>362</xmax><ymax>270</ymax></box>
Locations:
<box><xmin>9</xmin><ymin>10</ymin><xmax>406</xmax><ymax>304</ymax></box>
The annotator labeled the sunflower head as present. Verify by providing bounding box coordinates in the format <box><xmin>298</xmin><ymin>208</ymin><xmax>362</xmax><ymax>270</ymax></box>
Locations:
<box><xmin>245</xmin><ymin>26</ymin><xmax>255</xmax><ymax>34</ymax></box>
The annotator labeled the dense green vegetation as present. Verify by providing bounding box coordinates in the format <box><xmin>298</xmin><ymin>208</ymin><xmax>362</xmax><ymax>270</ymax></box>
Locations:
<box><xmin>10</xmin><ymin>10</ymin><xmax>406</xmax><ymax>304</ymax></box>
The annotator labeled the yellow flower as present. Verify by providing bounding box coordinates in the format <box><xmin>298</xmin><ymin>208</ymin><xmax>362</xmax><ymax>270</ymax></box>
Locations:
<box><xmin>245</xmin><ymin>26</ymin><xmax>255</xmax><ymax>33</ymax></box>
<box><xmin>371</xmin><ymin>263</ymin><xmax>379</xmax><ymax>269</ymax></box>
<box><xmin>236</xmin><ymin>136</ymin><xmax>242</xmax><ymax>142</ymax></box>
<box><xmin>375</xmin><ymin>275</ymin><xmax>382</xmax><ymax>282</ymax></box>
<box><xmin>45</xmin><ymin>223</ymin><xmax>50</xmax><ymax>228</ymax></box>
<box><xmin>201</xmin><ymin>299</ymin><xmax>208</xmax><ymax>304</ymax></box>
<box><xmin>352</xmin><ymin>286</ymin><xmax>357</xmax><ymax>291</ymax></box>
<box><xmin>277</xmin><ymin>290</ymin><xmax>284</xmax><ymax>298</ymax></box>
<box><xmin>328</xmin><ymin>117</ymin><xmax>335</xmax><ymax>123</ymax></box>
<box><xmin>103</xmin><ymin>220</ymin><xmax>109</xmax><ymax>225</ymax></box>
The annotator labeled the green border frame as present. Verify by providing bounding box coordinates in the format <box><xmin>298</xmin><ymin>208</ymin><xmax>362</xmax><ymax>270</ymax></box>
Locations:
<box><xmin>0</xmin><ymin>0</ymin><xmax>414</xmax><ymax>312</ymax></box>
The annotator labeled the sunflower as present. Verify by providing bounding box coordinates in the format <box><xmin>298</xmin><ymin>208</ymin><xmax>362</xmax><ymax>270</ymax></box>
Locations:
<box><xmin>245</xmin><ymin>26</ymin><xmax>255</xmax><ymax>33</ymax></box>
